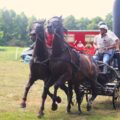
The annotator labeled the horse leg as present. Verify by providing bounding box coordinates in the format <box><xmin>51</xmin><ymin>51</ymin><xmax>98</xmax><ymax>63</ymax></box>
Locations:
<box><xmin>60</xmin><ymin>84</ymin><xmax>74</xmax><ymax>106</ymax></box>
<box><xmin>51</xmin><ymin>82</ymin><xmax>60</xmax><ymax>111</ymax></box>
<box><xmin>87</xmin><ymin>93</ymin><xmax>97</xmax><ymax>111</ymax></box>
<box><xmin>47</xmin><ymin>89</ymin><xmax>62</xmax><ymax>103</ymax></box>
<box><xmin>66</xmin><ymin>81</ymin><xmax>73</xmax><ymax>113</ymax></box>
<box><xmin>47</xmin><ymin>84</ymin><xmax>69</xmax><ymax>105</ymax></box>
<box><xmin>38</xmin><ymin>78</ymin><xmax>55</xmax><ymax>118</ymax></box>
<box><xmin>21</xmin><ymin>77</ymin><xmax>35</xmax><ymax>108</ymax></box>
<box><xmin>60</xmin><ymin>84</ymin><xmax>68</xmax><ymax>96</ymax></box>
<box><xmin>86</xmin><ymin>77</ymin><xmax>99</xmax><ymax>111</ymax></box>
<box><xmin>51</xmin><ymin>73</ymin><xmax>72</xmax><ymax>111</ymax></box>
<box><xmin>74</xmin><ymin>85</ymin><xmax>84</xmax><ymax>114</ymax></box>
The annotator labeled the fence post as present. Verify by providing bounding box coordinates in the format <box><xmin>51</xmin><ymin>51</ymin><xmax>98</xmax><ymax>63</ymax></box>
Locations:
<box><xmin>15</xmin><ymin>47</ymin><xmax>19</xmax><ymax>60</ymax></box>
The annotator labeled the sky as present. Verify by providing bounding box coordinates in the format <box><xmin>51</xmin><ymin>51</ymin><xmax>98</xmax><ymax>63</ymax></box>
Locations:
<box><xmin>0</xmin><ymin>0</ymin><xmax>115</xmax><ymax>19</ymax></box>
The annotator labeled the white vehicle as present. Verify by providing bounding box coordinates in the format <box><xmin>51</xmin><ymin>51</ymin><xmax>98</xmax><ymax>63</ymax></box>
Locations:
<box><xmin>21</xmin><ymin>48</ymin><xmax>33</xmax><ymax>63</ymax></box>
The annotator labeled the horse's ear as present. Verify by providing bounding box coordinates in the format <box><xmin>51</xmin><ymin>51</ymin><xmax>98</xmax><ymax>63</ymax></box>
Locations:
<box><xmin>47</xmin><ymin>20</ymin><xmax>50</xmax><ymax>24</ymax></box>
<box><xmin>60</xmin><ymin>15</ymin><xmax>63</xmax><ymax>22</ymax></box>
<box><xmin>60</xmin><ymin>16</ymin><xmax>62</xmax><ymax>19</ymax></box>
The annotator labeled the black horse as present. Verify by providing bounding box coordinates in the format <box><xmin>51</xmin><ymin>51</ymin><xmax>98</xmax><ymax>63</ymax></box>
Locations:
<box><xmin>20</xmin><ymin>20</ymin><xmax>61</xmax><ymax>108</ymax></box>
<box><xmin>39</xmin><ymin>16</ymin><xmax>103</xmax><ymax>115</ymax></box>
<box><xmin>21</xmin><ymin>20</ymin><xmax>70</xmax><ymax>117</ymax></box>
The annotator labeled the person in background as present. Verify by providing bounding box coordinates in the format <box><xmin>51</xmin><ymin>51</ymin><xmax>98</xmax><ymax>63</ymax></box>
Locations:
<box><xmin>93</xmin><ymin>23</ymin><xmax>119</xmax><ymax>73</ymax></box>
<box><xmin>77</xmin><ymin>40</ymin><xmax>84</xmax><ymax>48</ymax></box>
<box><xmin>85</xmin><ymin>42</ymin><xmax>92</xmax><ymax>48</ymax></box>
<box><xmin>75</xmin><ymin>40</ymin><xmax>85</xmax><ymax>53</ymax></box>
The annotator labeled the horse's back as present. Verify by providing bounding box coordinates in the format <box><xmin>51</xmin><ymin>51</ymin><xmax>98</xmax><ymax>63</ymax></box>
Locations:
<box><xmin>79</xmin><ymin>54</ymin><xmax>98</xmax><ymax>77</ymax></box>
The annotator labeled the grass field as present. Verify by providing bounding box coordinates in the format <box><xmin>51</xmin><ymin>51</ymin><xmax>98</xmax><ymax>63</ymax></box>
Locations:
<box><xmin>0</xmin><ymin>46</ymin><xmax>120</xmax><ymax>120</ymax></box>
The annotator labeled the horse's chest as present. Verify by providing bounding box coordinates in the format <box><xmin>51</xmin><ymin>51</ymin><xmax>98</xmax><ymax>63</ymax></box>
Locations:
<box><xmin>50</xmin><ymin>61</ymin><xmax>69</xmax><ymax>76</ymax></box>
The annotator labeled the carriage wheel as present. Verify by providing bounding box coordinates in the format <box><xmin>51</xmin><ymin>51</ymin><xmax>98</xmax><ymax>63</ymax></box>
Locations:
<box><xmin>112</xmin><ymin>87</ymin><xmax>120</xmax><ymax>109</ymax></box>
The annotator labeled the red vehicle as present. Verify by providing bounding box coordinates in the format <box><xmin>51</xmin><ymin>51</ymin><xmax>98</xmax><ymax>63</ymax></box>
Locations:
<box><xmin>65</xmin><ymin>30</ymin><xmax>100</xmax><ymax>55</ymax></box>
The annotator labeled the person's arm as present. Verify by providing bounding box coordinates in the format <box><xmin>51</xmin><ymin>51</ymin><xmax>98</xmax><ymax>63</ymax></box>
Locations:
<box><xmin>104</xmin><ymin>44</ymin><xmax>116</xmax><ymax>51</ymax></box>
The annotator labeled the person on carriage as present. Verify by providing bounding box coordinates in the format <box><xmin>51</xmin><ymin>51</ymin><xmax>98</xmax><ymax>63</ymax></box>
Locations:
<box><xmin>93</xmin><ymin>23</ymin><xmax>119</xmax><ymax>74</ymax></box>
<box><xmin>98</xmin><ymin>21</ymin><xmax>120</xmax><ymax>69</ymax></box>
<box><xmin>98</xmin><ymin>21</ymin><xmax>120</xmax><ymax>44</ymax></box>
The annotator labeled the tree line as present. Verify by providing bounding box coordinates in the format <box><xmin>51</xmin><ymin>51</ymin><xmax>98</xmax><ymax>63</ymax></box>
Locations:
<box><xmin>0</xmin><ymin>9</ymin><xmax>112</xmax><ymax>47</ymax></box>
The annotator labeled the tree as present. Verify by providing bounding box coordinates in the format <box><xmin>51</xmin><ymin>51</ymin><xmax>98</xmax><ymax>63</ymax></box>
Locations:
<box><xmin>87</xmin><ymin>16</ymin><xmax>103</xmax><ymax>30</ymax></box>
<box><xmin>76</xmin><ymin>18</ymin><xmax>90</xmax><ymax>30</ymax></box>
<box><xmin>64</xmin><ymin>15</ymin><xmax>77</xmax><ymax>30</ymax></box>
<box><xmin>0</xmin><ymin>31</ymin><xmax>4</xmax><ymax>45</ymax></box>
<box><xmin>0</xmin><ymin>8</ymin><xmax>113</xmax><ymax>46</ymax></box>
<box><xmin>105</xmin><ymin>13</ymin><xmax>112</xmax><ymax>30</ymax></box>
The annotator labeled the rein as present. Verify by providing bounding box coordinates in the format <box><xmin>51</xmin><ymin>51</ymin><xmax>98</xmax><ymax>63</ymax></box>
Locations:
<box><xmin>33</xmin><ymin>57</ymin><xmax>49</xmax><ymax>64</ymax></box>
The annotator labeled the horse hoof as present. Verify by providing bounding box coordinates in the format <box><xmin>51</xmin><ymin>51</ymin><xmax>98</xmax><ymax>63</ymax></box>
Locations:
<box><xmin>51</xmin><ymin>103</ymin><xmax>58</xmax><ymax>111</ymax></box>
<box><xmin>66</xmin><ymin>110</ymin><xmax>71</xmax><ymax>114</ymax></box>
<box><xmin>78</xmin><ymin>110</ymin><xmax>82</xmax><ymax>115</ymax></box>
<box><xmin>20</xmin><ymin>102</ymin><xmax>26</xmax><ymax>108</ymax></box>
<box><xmin>66</xmin><ymin>107</ymin><xmax>71</xmax><ymax>113</ymax></box>
<box><xmin>37</xmin><ymin>112</ymin><xmax>44</xmax><ymax>118</ymax></box>
<box><xmin>87</xmin><ymin>104</ymin><xmax>91</xmax><ymax>111</ymax></box>
<box><xmin>56</xmin><ymin>96</ymin><xmax>61</xmax><ymax>103</ymax></box>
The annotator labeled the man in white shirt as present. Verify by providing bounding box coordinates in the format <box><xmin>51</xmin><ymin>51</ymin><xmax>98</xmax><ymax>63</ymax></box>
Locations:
<box><xmin>93</xmin><ymin>24</ymin><xmax>119</xmax><ymax>73</ymax></box>
<box><xmin>98</xmin><ymin>21</ymin><xmax>120</xmax><ymax>70</ymax></box>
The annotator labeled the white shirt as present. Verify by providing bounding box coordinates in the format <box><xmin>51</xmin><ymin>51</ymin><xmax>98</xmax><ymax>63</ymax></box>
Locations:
<box><xmin>77</xmin><ymin>43</ymin><xmax>84</xmax><ymax>48</ymax></box>
<box><xmin>94</xmin><ymin>30</ymin><xmax>118</xmax><ymax>53</ymax></box>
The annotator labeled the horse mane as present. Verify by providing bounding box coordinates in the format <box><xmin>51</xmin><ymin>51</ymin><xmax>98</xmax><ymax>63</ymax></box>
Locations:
<box><xmin>32</xmin><ymin>21</ymin><xmax>48</xmax><ymax>62</ymax></box>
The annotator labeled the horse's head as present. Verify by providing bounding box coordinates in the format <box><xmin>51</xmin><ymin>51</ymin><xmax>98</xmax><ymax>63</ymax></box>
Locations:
<box><xmin>47</xmin><ymin>16</ymin><xmax>65</xmax><ymax>34</ymax></box>
<box><xmin>30</xmin><ymin>20</ymin><xmax>46</xmax><ymax>42</ymax></box>
<box><xmin>30</xmin><ymin>20</ymin><xmax>49</xmax><ymax>61</ymax></box>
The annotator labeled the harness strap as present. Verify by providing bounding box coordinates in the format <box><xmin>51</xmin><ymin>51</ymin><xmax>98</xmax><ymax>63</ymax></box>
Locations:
<box><xmin>33</xmin><ymin>57</ymin><xmax>49</xmax><ymax>65</ymax></box>
<box><xmin>50</xmin><ymin>57</ymin><xmax>80</xmax><ymax>71</ymax></box>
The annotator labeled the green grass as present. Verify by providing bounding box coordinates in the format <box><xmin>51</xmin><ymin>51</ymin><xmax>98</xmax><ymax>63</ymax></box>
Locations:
<box><xmin>0</xmin><ymin>46</ymin><xmax>120</xmax><ymax>120</ymax></box>
<box><xmin>0</xmin><ymin>46</ymin><xmax>25</xmax><ymax>61</ymax></box>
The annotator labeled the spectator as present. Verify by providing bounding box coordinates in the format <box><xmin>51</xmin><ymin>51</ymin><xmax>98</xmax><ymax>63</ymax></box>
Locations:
<box><xmin>76</xmin><ymin>40</ymin><xmax>84</xmax><ymax>48</ymax></box>
<box><xmin>76</xmin><ymin>40</ymin><xmax>85</xmax><ymax>53</ymax></box>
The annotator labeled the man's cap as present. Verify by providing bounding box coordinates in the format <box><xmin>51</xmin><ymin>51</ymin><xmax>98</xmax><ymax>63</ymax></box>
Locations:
<box><xmin>99</xmin><ymin>24</ymin><xmax>108</xmax><ymax>30</ymax></box>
